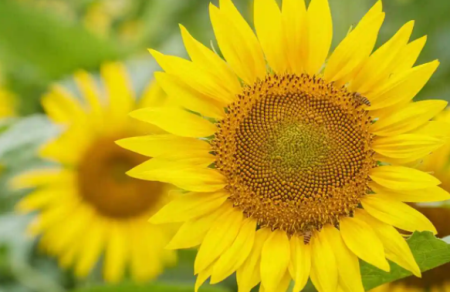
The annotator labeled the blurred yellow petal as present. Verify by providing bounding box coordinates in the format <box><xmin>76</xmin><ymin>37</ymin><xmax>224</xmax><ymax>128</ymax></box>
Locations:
<box><xmin>103</xmin><ymin>222</ymin><xmax>129</xmax><ymax>283</ymax></box>
<box><xmin>74</xmin><ymin>218</ymin><xmax>107</xmax><ymax>278</ymax></box>
<box><xmin>11</xmin><ymin>168</ymin><xmax>73</xmax><ymax>189</ymax></box>
<box><xmin>42</xmin><ymin>85</ymin><xmax>86</xmax><ymax>124</ymax></box>
<box><xmin>101</xmin><ymin>62</ymin><xmax>135</xmax><ymax>124</ymax></box>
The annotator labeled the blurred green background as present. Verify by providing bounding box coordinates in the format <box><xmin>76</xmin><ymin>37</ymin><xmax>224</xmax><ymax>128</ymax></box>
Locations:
<box><xmin>0</xmin><ymin>0</ymin><xmax>449</xmax><ymax>291</ymax></box>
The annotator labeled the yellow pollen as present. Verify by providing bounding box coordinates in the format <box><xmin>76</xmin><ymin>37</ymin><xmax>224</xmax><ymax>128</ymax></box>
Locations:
<box><xmin>212</xmin><ymin>74</ymin><xmax>375</xmax><ymax>235</ymax></box>
<box><xmin>78</xmin><ymin>136</ymin><xmax>164</xmax><ymax>219</ymax></box>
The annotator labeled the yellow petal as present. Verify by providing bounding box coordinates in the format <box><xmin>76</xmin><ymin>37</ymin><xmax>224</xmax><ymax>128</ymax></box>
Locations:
<box><xmin>11</xmin><ymin>168</ymin><xmax>73</xmax><ymax>189</ymax></box>
<box><xmin>367</xmin><ymin>60</ymin><xmax>440</xmax><ymax>110</ymax></box>
<box><xmin>195</xmin><ymin>263</ymin><xmax>214</xmax><ymax>292</ymax></box>
<box><xmin>340</xmin><ymin>215</ymin><xmax>390</xmax><ymax>272</ymax></box>
<box><xmin>138</xmin><ymin>80</ymin><xmax>168</xmax><ymax>109</ymax></box>
<box><xmin>370</xmin><ymin>166</ymin><xmax>440</xmax><ymax>191</ymax></box>
<box><xmin>324</xmin><ymin>1</ymin><xmax>384</xmax><ymax>83</ymax></box>
<box><xmin>373</xmin><ymin>134</ymin><xmax>444</xmax><ymax>162</ymax></box>
<box><xmin>392</xmin><ymin>36</ymin><xmax>427</xmax><ymax>74</ymax></box>
<box><xmin>103</xmin><ymin>222</ymin><xmax>129</xmax><ymax>283</ymax></box>
<box><xmin>290</xmin><ymin>235</ymin><xmax>311</xmax><ymax>292</ymax></box>
<box><xmin>210</xmin><ymin>1</ymin><xmax>266</xmax><ymax>84</ymax></box>
<box><xmin>116</xmin><ymin>134</ymin><xmax>211</xmax><ymax>160</ymax></box>
<box><xmin>324</xmin><ymin>226</ymin><xmax>364</xmax><ymax>292</ymax></box>
<box><xmin>305</xmin><ymin>0</ymin><xmax>333</xmax><ymax>75</ymax></box>
<box><xmin>350</xmin><ymin>21</ymin><xmax>414</xmax><ymax>94</ymax></box>
<box><xmin>369</xmin><ymin>182</ymin><xmax>450</xmax><ymax>202</ymax></box>
<box><xmin>150</xmin><ymin>191</ymin><xmax>228</xmax><ymax>224</ymax></box>
<box><xmin>127</xmin><ymin>158</ymin><xmax>226</xmax><ymax>193</ymax></box>
<box><xmin>310</xmin><ymin>229</ymin><xmax>338</xmax><ymax>292</ymax></box>
<box><xmin>211</xmin><ymin>218</ymin><xmax>257</xmax><ymax>283</ymax></box>
<box><xmin>362</xmin><ymin>195</ymin><xmax>437</xmax><ymax>234</ymax></box>
<box><xmin>260</xmin><ymin>230</ymin><xmax>291</xmax><ymax>292</ymax></box>
<box><xmin>194</xmin><ymin>207</ymin><xmax>243</xmax><ymax>274</ymax></box>
<box><xmin>130</xmin><ymin>107</ymin><xmax>216</xmax><ymax>138</ymax></box>
<box><xmin>16</xmin><ymin>188</ymin><xmax>66</xmax><ymax>212</ymax></box>
<box><xmin>155</xmin><ymin>72</ymin><xmax>226</xmax><ymax>119</ymax></box>
<box><xmin>413</xmin><ymin>121</ymin><xmax>450</xmax><ymax>138</ymax></box>
<box><xmin>74</xmin><ymin>218</ymin><xmax>107</xmax><ymax>278</ymax></box>
<box><xmin>41</xmin><ymin>85</ymin><xmax>86</xmax><ymax>124</ymax></box>
<box><xmin>150</xmin><ymin>50</ymin><xmax>235</xmax><ymax>104</ymax></box>
<box><xmin>254</xmin><ymin>0</ymin><xmax>287</xmax><ymax>74</ymax></box>
<box><xmin>260</xmin><ymin>271</ymin><xmax>291</xmax><ymax>292</ymax></box>
<box><xmin>356</xmin><ymin>209</ymin><xmax>421</xmax><ymax>277</ymax></box>
<box><xmin>282</xmin><ymin>0</ymin><xmax>307</xmax><ymax>74</ymax></box>
<box><xmin>180</xmin><ymin>24</ymin><xmax>241</xmax><ymax>96</ymax></box>
<box><xmin>371</xmin><ymin>100</ymin><xmax>447</xmax><ymax>136</ymax></box>
<box><xmin>236</xmin><ymin>228</ymin><xmax>271</xmax><ymax>292</ymax></box>
<box><xmin>73</xmin><ymin>70</ymin><xmax>104</xmax><ymax>120</ymax></box>
<box><xmin>166</xmin><ymin>205</ymin><xmax>227</xmax><ymax>249</ymax></box>
<box><xmin>101</xmin><ymin>62</ymin><xmax>135</xmax><ymax>124</ymax></box>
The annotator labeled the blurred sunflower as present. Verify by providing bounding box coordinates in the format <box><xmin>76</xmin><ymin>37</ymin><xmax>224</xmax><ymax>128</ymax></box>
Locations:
<box><xmin>420</xmin><ymin>109</ymin><xmax>450</xmax><ymax>191</ymax></box>
<box><xmin>120</xmin><ymin>0</ymin><xmax>450</xmax><ymax>291</ymax></box>
<box><xmin>0</xmin><ymin>89</ymin><xmax>16</xmax><ymax>118</ymax></box>
<box><xmin>13</xmin><ymin>63</ymin><xmax>176</xmax><ymax>283</ymax></box>
<box><xmin>372</xmin><ymin>207</ymin><xmax>450</xmax><ymax>292</ymax></box>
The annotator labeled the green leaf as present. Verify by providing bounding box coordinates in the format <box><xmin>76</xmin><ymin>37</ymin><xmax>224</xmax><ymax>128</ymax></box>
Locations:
<box><xmin>71</xmin><ymin>282</ymin><xmax>229</xmax><ymax>292</ymax></box>
<box><xmin>361</xmin><ymin>231</ymin><xmax>450</xmax><ymax>290</ymax></box>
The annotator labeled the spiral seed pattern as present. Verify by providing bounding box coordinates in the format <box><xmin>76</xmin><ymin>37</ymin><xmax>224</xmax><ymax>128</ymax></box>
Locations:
<box><xmin>213</xmin><ymin>74</ymin><xmax>375</xmax><ymax>235</ymax></box>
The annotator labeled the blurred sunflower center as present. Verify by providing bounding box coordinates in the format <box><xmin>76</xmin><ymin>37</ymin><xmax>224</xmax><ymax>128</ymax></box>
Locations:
<box><xmin>77</xmin><ymin>136</ymin><xmax>163</xmax><ymax>219</ymax></box>
<box><xmin>213</xmin><ymin>74</ymin><xmax>375</xmax><ymax>235</ymax></box>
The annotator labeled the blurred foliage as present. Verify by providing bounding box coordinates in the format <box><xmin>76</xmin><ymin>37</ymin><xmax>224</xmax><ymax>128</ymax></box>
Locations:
<box><xmin>1</xmin><ymin>0</ymin><xmax>450</xmax><ymax>291</ymax></box>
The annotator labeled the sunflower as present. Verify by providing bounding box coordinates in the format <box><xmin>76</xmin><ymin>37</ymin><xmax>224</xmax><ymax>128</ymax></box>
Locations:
<box><xmin>13</xmin><ymin>63</ymin><xmax>176</xmax><ymax>283</ymax></box>
<box><xmin>372</xmin><ymin>207</ymin><xmax>450</xmax><ymax>292</ymax></box>
<box><xmin>119</xmin><ymin>0</ymin><xmax>450</xmax><ymax>291</ymax></box>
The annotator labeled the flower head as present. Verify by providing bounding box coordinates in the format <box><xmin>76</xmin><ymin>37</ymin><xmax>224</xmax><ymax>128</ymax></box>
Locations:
<box><xmin>121</xmin><ymin>0</ymin><xmax>450</xmax><ymax>291</ymax></box>
<box><xmin>13</xmin><ymin>63</ymin><xmax>176</xmax><ymax>283</ymax></box>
